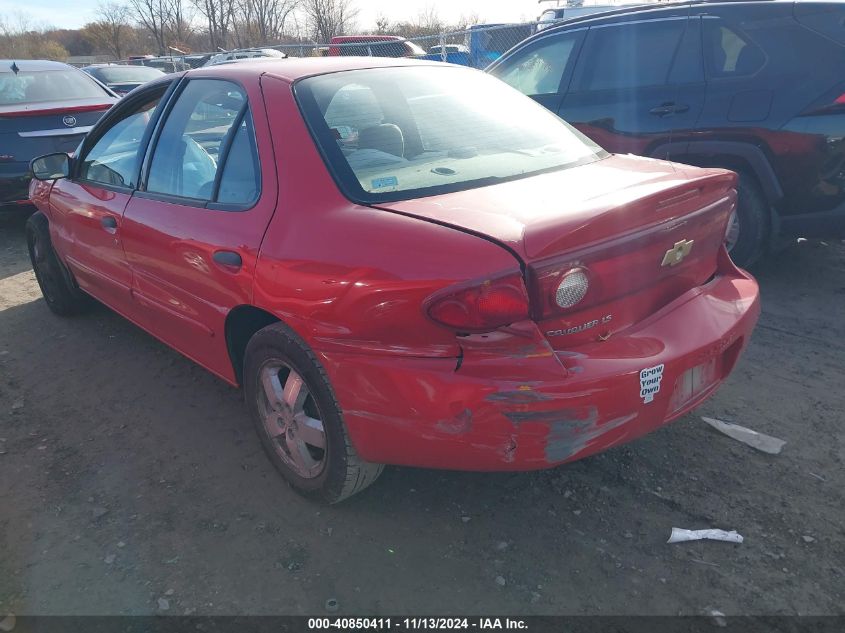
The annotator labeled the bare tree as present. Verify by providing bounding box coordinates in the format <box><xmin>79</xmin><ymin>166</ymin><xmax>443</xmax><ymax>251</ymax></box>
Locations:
<box><xmin>302</xmin><ymin>0</ymin><xmax>358</xmax><ymax>42</ymax></box>
<box><xmin>0</xmin><ymin>12</ymin><xmax>69</xmax><ymax>59</ymax></box>
<box><xmin>129</xmin><ymin>0</ymin><xmax>169</xmax><ymax>53</ymax></box>
<box><xmin>166</xmin><ymin>0</ymin><xmax>193</xmax><ymax>50</ymax></box>
<box><xmin>85</xmin><ymin>2</ymin><xmax>131</xmax><ymax>60</ymax></box>
<box><xmin>191</xmin><ymin>0</ymin><xmax>234</xmax><ymax>50</ymax></box>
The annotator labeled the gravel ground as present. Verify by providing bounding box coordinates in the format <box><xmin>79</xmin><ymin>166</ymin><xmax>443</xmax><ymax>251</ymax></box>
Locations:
<box><xmin>1</xmin><ymin>212</ymin><xmax>843</xmax><ymax>616</ymax></box>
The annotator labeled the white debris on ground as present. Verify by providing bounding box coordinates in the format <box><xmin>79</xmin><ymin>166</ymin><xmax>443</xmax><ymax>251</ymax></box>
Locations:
<box><xmin>668</xmin><ymin>528</ymin><xmax>744</xmax><ymax>544</ymax></box>
<box><xmin>701</xmin><ymin>417</ymin><xmax>786</xmax><ymax>454</ymax></box>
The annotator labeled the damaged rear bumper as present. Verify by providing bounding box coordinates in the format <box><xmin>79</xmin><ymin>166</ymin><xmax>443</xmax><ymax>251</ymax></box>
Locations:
<box><xmin>318</xmin><ymin>252</ymin><xmax>760</xmax><ymax>471</ymax></box>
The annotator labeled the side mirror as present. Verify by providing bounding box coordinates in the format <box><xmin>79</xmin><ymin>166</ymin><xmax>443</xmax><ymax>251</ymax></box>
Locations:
<box><xmin>31</xmin><ymin>153</ymin><xmax>71</xmax><ymax>181</ymax></box>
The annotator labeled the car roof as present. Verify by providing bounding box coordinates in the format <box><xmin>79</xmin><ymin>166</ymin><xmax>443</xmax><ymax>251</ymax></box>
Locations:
<box><xmin>536</xmin><ymin>0</ymin><xmax>790</xmax><ymax>32</ymax></box>
<box><xmin>188</xmin><ymin>56</ymin><xmax>444</xmax><ymax>83</ymax></box>
<box><xmin>0</xmin><ymin>59</ymin><xmax>75</xmax><ymax>73</ymax></box>
<box><xmin>331</xmin><ymin>35</ymin><xmax>404</xmax><ymax>42</ymax></box>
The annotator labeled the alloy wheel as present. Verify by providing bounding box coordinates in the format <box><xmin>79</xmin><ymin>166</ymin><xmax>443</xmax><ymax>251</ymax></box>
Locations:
<box><xmin>256</xmin><ymin>360</ymin><xmax>327</xmax><ymax>479</ymax></box>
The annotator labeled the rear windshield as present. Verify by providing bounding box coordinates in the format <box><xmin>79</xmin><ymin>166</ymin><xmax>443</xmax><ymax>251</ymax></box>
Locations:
<box><xmin>0</xmin><ymin>69</ymin><xmax>108</xmax><ymax>105</ymax></box>
<box><xmin>94</xmin><ymin>66</ymin><xmax>164</xmax><ymax>84</ymax></box>
<box><xmin>295</xmin><ymin>66</ymin><xmax>605</xmax><ymax>203</ymax></box>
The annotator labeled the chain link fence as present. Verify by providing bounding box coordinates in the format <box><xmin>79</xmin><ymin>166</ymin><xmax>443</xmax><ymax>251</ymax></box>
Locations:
<box><xmin>271</xmin><ymin>21</ymin><xmax>544</xmax><ymax>69</ymax></box>
<box><xmin>104</xmin><ymin>19</ymin><xmax>564</xmax><ymax>72</ymax></box>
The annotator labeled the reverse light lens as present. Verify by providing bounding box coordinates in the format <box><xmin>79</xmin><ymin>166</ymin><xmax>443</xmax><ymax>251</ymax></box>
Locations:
<box><xmin>555</xmin><ymin>268</ymin><xmax>589</xmax><ymax>308</ymax></box>
<box><xmin>426</xmin><ymin>272</ymin><xmax>530</xmax><ymax>332</ymax></box>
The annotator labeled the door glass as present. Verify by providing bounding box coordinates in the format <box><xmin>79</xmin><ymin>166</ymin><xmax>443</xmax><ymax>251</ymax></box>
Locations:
<box><xmin>703</xmin><ymin>21</ymin><xmax>765</xmax><ymax>77</ymax></box>
<box><xmin>79</xmin><ymin>94</ymin><xmax>162</xmax><ymax>188</ymax></box>
<box><xmin>146</xmin><ymin>79</ymin><xmax>246</xmax><ymax>200</ymax></box>
<box><xmin>576</xmin><ymin>20</ymin><xmax>686</xmax><ymax>91</ymax></box>
<box><xmin>216</xmin><ymin>110</ymin><xmax>260</xmax><ymax>205</ymax></box>
<box><xmin>491</xmin><ymin>33</ymin><xmax>579</xmax><ymax>96</ymax></box>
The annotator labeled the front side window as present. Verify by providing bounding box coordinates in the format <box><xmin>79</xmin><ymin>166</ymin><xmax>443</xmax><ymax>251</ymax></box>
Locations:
<box><xmin>575</xmin><ymin>20</ymin><xmax>687</xmax><ymax>91</ymax></box>
<box><xmin>296</xmin><ymin>66</ymin><xmax>606</xmax><ymax>203</ymax></box>
<box><xmin>146</xmin><ymin>79</ymin><xmax>250</xmax><ymax>201</ymax></box>
<box><xmin>704</xmin><ymin>21</ymin><xmax>765</xmax><ymax>77</ymax></box>
<box><xmin>79</xmin><ymin>93</ymin><xmax>162</xmax><ymax>187</ymax></box>
<box><xmin>491</xmin><ymin>32</ymin><xmax>581</xmax><ymax>96</ymax></box>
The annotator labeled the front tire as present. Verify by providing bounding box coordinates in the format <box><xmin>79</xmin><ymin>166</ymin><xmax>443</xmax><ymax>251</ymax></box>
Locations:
<box><xmin>25</xmin><ymin>212</ymin><xmax>90</xmax><ymax>316</ymax></box>
<box><xmin>243</xmin><ymin>322</ymin><xmax>383</xmax><ymax>503</ymax></box>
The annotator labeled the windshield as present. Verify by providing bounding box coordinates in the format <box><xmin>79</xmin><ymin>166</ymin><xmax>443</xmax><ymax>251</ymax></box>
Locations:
<box><xmin>296</xmin><ymin>66</ymin><xmax>605</xmax><ymax>203</ymax></box>
<box><xmin>0</xmin><ymin>69</ymin><xmax>108</xmax><ymax>105</ymax></box>
<box><xmin>94</xmin><ymin>66</ymin><xmax>164</xmax><ymax>84</ymax></box>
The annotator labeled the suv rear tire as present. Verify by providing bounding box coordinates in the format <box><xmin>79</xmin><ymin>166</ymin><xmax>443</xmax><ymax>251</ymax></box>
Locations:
<box><xmin>726</xmin><ymin>173</ymin><xmax>769</xmax><ymax>268</ymax></box>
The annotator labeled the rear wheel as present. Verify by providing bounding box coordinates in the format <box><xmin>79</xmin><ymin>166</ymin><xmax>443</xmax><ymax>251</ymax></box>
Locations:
<box><xmin>25</xmin><ymin>212</ymin><xmax>90</xmax><ymax>316</ymax></box>
<box><xmin>244</xmin><ymin>322</ymin><xmax>383</xmax><ymax>503</ymax></box>
<box><xmin>726</xmin><ymin>174</ymin><xmax>769</xmax><ymax>268</ymax></box>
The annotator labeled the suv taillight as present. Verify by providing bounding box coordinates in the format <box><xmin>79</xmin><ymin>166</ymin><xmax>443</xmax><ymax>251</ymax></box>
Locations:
<box><xmin>425</xmin><ymin>271</ymin><xmax>530</xmax><ymax>333</ymax></box>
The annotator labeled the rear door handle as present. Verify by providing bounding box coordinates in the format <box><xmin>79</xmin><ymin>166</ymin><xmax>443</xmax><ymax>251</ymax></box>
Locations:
<box><xmin>649</xmin><ymin>103</ymin><xmax>690</xmax><ymax>117</ymax></box>
<box><xmin>100</xmin><ymin>215</ymin><xmax>118</xmax><ymax>233</ymax></box>
<box><xmin>212</xmin><ymin>250</ymin><xmax>242</xmax><ymax>270</ymax></box>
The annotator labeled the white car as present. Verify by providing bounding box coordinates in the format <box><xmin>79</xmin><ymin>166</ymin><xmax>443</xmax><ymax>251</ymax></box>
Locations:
<box><xmin>205</xmin><ymin>48</ymin><xmax>286</xmax><ymax>66</ymax></box>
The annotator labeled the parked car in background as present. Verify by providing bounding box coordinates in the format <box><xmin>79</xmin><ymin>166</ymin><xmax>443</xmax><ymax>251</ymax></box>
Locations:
<box><xmin>428</xmin><ymin>44</ymin><xmax>469</xmax><ymax>56</ymax></box>
<box><xmin>206</xmin><ymin>48</ymin><xmax>286</xmax><ymax>65</ymax></box>
<box><xmin>0</xmin><ymin>59</ymin><xmax>117</xmax><ymax>212</ymax></box>
<box><xmin>328</xmin><ymin>36</ymin><xmax>426</xmax><ymax>57</ymax></box>
<box><xmin>536</xmin><ymin>3</ymin><xmax>644</xmax><ymax>31</ymax></box>
<box><xmin>27</xmin><ymin>57</ymin><xmax>758</xmax><ymax>502</ymax></box>
<box><xmin>423</xmin><ymin>44</ymin><xmax>471</xmax><ymax>66</ymax></box>
<box><xmin>82</xmin><ymin>64</ymin><xmax>166</xmax><ymax>96</ymax></box>
<box><xmin>134</xmin><ymin>56</ymin><xmax>190</xmax><ymax>73</ymax></box>
<box><xmin>489</xmin><ymin>0</ymin><xmax>845</xmax><ymax>267</ymax></box>
<box><xmin>184</xmin><ymin>53</ymin><xmax>212</xmax><ymax>68</ymax></box>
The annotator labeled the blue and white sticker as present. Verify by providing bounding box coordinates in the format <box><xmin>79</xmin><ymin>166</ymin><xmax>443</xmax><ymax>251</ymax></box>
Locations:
<box><xmin>639</xmin><ymin>364</ymin><xmax>664</xmax><ymax>404</ymax></box>
<box><xmin>371</xmin><ymin>176</ymin><xmax>399</xmax><ymax>190</ymax></box>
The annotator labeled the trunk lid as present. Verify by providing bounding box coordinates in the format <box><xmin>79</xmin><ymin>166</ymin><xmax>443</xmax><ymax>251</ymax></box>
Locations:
<box><xmin>375</xmin><ymin>154</ymin><xmax>737</xmax><ymax>349</ymax></box>
<box><xmin>0</xmin><ymin>98</ymin><xmax>115</xmax><ymax>161</ymax></box>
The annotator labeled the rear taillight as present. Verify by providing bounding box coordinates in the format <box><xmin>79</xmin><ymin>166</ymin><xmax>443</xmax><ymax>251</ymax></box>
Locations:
<box><xmin>425</xmin><ymin>271</ymin><xmax>530</xmax><ymax>332</ymax></box>
<box><xmin>0</xmin><ymin>103</ymin><xmax>112</xmax><ymax>118</ymax></box>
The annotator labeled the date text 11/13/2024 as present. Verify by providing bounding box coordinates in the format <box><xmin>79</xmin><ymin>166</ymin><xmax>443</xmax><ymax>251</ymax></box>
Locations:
<box><xmin>308</xmin><ymin>617</ymin><xmax>529</xmax><ymax>630</ymax></box>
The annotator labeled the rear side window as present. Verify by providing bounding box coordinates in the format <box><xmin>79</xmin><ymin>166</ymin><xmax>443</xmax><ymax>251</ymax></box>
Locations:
<box><xmin>575</xmin><ymin>20</ymin><xmax>687</xmax><ymax>91</ymax></box>
<box><xmin>703</xmin><ymin>20</ymin><xmax>765</xmax><ymax>77</ymax></box>
<box><xmin>146</xmin><ymin>79</ymin><xmax>258</xmax><ymax>204</ymax></box>
<box><xmin>216</xmin><ymin>111</ymin><xmax>260</xmax><ymax>205</ymax></box>
<box><xmin>0</xmin><ymin>69</ymin><xmax>107</xmax><ymax>105</ymax></box>
<box><xmin>491</xmin><ymin>32</ymin><xmax>582</xmax><ymax>96</ymax></box>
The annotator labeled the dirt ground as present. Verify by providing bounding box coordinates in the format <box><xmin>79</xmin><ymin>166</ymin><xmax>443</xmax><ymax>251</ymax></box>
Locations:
<box><xmin>0</xmin><ymin>211</ymin><xmax>843</xmax><ymax>617</ymax></box>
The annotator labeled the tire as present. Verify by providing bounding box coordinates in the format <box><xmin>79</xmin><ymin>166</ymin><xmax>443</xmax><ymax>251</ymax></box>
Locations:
<box><xmin>726</xmin><ymin>173</ymin><xmax>769</xmax><ymax>268</ymax></box>
<box><xmin>25</xmin><ymin>212</ymin><xmax>91</xmax><ymax>316</ymax></box>
<box><xmin>243</xmin><ymin>322</ymin><xmax>383</xmax><ymax>503</ymax></box>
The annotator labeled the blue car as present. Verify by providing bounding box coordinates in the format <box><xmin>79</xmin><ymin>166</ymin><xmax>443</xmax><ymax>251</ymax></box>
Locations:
<box><xmin>1</xmin><ymin>59</ymin><xmax>117</xmax><ymax>211</ymax></box>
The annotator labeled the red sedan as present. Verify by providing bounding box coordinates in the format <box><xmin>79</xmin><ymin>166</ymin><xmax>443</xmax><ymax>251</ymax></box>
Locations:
<box><xmin>27</xmin><ymin>58</ymin><xmax>760</xmax><ymax>503</ymax></box>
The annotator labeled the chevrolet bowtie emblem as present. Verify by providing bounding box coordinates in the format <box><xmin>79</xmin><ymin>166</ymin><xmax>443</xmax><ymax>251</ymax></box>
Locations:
<box><xmin>661</xmin><ymin>239</ymin><xmax>694</xmax><ymax>267</ymax></box>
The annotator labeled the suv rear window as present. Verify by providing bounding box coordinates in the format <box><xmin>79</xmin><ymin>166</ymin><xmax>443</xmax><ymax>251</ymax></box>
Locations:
<box><xmin>0</xmin><ymin>69</ymin><xmax>108</xmax><ymax>105</ymax></box>
<box><xmin>703</xmin><ymin>20</ymin><xmax>765</xmax><ymax>77</ymax></box>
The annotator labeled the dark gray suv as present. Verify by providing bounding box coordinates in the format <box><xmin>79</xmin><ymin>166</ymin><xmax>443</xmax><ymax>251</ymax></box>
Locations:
<box><xmin>489</xmin><ymin>1</ymin><xmax>845</xmax><ymax>266</ymax></box>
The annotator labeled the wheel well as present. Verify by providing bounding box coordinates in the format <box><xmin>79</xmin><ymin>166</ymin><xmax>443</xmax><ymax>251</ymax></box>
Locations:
<box><xmin>677</xmin><ymin>153</ymin><xmax>755</xmax><ymax>181</ymax></box>
<box><xmin>225</xmin><ymin>305</ymin><xmax>280</xmax><ymax>386</ymax></box>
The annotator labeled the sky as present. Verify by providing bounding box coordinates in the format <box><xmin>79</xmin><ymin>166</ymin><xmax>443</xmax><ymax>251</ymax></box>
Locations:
<box><xmin>0</xmin><ymin>0</ymin><xmax>547</xmax><ymax>32</ymax></box>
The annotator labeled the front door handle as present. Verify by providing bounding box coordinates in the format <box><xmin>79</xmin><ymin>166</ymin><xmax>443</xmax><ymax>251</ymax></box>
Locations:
<box><xmin>649</xmin><ymin>102</ymin><xmax>690</xmax><ymax>117</ymax></box>
<box><xmin>100</xmin><ymin>215</ymin><xmax>118</xmax><ymax>233</ymax></box>
<box><xmin>212</xmin><ymin>250</ymin><xmax>242</xmax><ymax>270</ymax></box>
